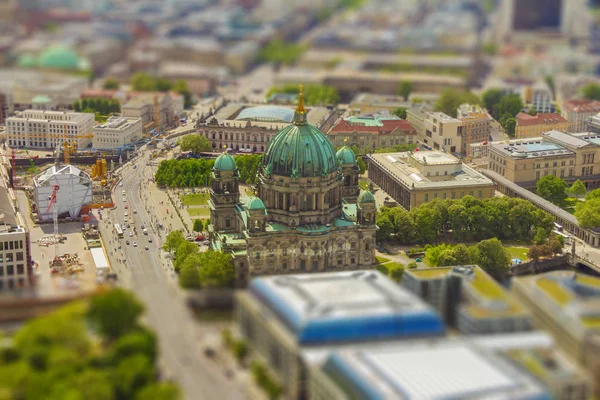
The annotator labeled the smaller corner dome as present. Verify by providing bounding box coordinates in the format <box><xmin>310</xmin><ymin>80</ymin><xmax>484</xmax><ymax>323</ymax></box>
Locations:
<box><xmin>336</xmin><ymin>146</ymin><xmax>357</xmax><ymax>165</ymax></box>
<box><xmin>358</xmin><ymin>190</ymin><xmax>375</xmax><ymax>204</ymax></box>
<box><xmin>247</xmin><ymin>196</ymin><xmax>266</xmax><ymax>211</ymax></box>
<box><xmin>214</xmin><ymin>153</ymin><xmax>237</xmax><ymax>171</ymax></box>
<box><xmin>17</xmin><ymin>54</ymin><xmax>38</xmax><ymax>68</ymax></box>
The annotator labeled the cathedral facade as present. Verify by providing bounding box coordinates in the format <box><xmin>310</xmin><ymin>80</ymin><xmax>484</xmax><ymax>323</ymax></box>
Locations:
<box><xmin>208</xmin><ymin>88</ymin><xmax>377</xmax><ymax>286</ymax></box>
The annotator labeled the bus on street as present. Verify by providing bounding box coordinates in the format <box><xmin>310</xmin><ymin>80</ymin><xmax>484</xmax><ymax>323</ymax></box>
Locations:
<box><xmin>114</xmin><ymin>224</ymin><xmax>124</xmax><ymax>238</ymax></box>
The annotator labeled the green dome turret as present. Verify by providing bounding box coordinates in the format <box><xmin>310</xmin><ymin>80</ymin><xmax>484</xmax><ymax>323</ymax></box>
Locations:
<box><xmin>39</xmin><ymin>45</ymin><xmax>82</xmax><ymax>70</ymax></box>
<box><xmin>336</xmin><ymin>146</ymin><xmax>357</xmax><ymax>165</ymax></box>
<box><xmin>247</xmin><ymin>196</ymin><xmax>266</xmax><ymax>211</ymax></box>
<box><xmin>358</xmin><ymin>190</ymin><xmax>375</xmax><ymax>204</ymax></box>
<box><xmin>214</xmin><ymin>152</ymin><xmax>237</xmax><ymax>171</ymax></box>
<box><xmin>263</xmin><ymin>85</ymin><xmax>338</xmax><ymax>178</ymax></box>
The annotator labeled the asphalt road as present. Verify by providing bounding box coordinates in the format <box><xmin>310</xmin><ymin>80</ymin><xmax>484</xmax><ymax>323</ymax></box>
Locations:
<box><xmin>98</xmin><ymin>150</ymin><xmax>245</xmax><ymax>400</ymax></box>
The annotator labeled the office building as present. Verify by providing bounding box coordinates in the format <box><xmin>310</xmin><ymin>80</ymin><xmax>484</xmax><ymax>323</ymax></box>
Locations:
<box><xmin>236</xmin><ymin>270</ymin><xmax>445</xmax><ymax>399</ymax></box>
<box><xmin>309</xmin><ymin>332</ymin><xmax>593</xmax><ymax>400</ymax></box>
<box><xmin>403</xmin><ymin>265</ymin><xmax>531</xmax><ymax>334</ymax></box>
<box><xmin>198</xmin><ymin>103</ymin><xmax>335</xmax><ymax>153</ymax></box>
<box><xmin>367</xmin><ymin>150</ymin><xmax>494</xmax><ymax>210</ymax></box>
<box><xmin>92</xmin><ymin>116</ymin><xmax>142</xmax><ymax>149</ymax></box>
<box><xmin>457</xmin><ymin>104</ymin><xmax>493</xmax><ymax>154</ymax></box>
<box><xmin>121</xmin><ymin>94</ymin><xmax>175</xmax><ymax>134</ymax></box>
<box><xmin>487</xmin><ymin>130</ymin><xmax>600</xmax><ymax>190</ymax></box>
<box><xmin>406</xmin><ymin>106</ymin><xmax>430</xmax><ymax>137</ymax></box>
<box><xmin>209</xmin><ymin>94</ymin><xmax>376</xmax><ymax>285</ymax></box>
<box><xmin>327</xmin><ymin>114</ymin><xmax>417</xmax><ymax>153</ymax></box>
<box><xmin>0</xmin><ymin>186</ymin><xmax>32</xmax><ymax>291</ymax></box>
<box><xmin>421</xmin><ymin>112</ymin><xmax>463</xmax><ymax>153</ymax></box>
<box><xmin>515</xmin><ymin>112</ymin><xmax>568</xmax><ymax>139</ymax></box>
<box><xmin>562</xmin><ymin>99</ymin><xmax>600</xmax><ymax>133</ymax></box>
<box><xmin>512</xmin><ymin>271</ymin><xmax>600</xmax><ymax>396</ymax></box>
<box><xmin>6</xmin><ymin>110</ymin><xmax>94</xmax><ymax>149</ymax></box>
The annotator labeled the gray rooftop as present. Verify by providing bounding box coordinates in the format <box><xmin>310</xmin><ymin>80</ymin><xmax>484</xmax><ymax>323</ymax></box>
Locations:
<box><xmin>489</xmin><ymin>139</ymin><xmax>575</xmax><ymax>160</ymax></box>
<box><xmin>542</xmin><ymin>130</ymin><xmax>594</xmax><ymax>149</ymax></box>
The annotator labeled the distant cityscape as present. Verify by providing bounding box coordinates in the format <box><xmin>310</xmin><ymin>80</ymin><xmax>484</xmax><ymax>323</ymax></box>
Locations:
<box><xmin>1</xmin><ymin>1</ymin><xmax>600</xmax><ymax>400</ymax></box>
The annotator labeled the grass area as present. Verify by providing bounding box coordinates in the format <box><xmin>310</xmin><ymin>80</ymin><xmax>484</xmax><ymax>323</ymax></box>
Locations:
<box><xmin>376</xmin><ymin>256</ymin><xmax>390</xmax><ymax>264</ymax></box>
<box><xmin>563</xmin><ymin>197</ymin><xmax>583</xmax><ymax>215</ymax></box>
<box><xmin>181</xmin><ymin>193</ymin><xmax>210</xmax><ymax>206</ymax></box>
<box><xmin>506</xmin><ymin>246</ymin><xmax>529</xmax><ymax>261</ymax></box>
<box><xmin>385</xmin><ymin>262</ymin><xmax>404</xmax><ymax>271</ymax></box>
<box><xmin>408</xmin><ymin>268</ymin><xmax>452</xmax><ymax>278</ymax></box>
<box><xmin>470</xmin><ymin>269</ymin><xmax>505</xmax><ymax>300</ymax></box>
<box><xmin>187</xmin><ymin>207</ymin><xmax>210</xmax><ymax>217</ymax></box>
<box><xmin>537</xmin><ymin>279</ymin><xmax>572</xmax><ymax>305</ymax></box>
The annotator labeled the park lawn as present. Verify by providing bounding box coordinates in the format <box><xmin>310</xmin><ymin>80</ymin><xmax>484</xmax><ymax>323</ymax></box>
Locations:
<box><xmin>181</xmin><ymin>193</ymin><xmax>210</xmax><ymax>206</ymax></box>
<box><xmin>563</xmin><ymin>197</ymin><xmax>583</xmax><ymax>215</ymax></box>
<box><xmin>187</xmin><ymin>207</ymin><xmax>210</xmax><ymax>217</ymax></box>
<box><xmin>506</xmin><ymin>246</ymin><xmax>529</xmax><ymax>261</ymax></box>
<box><xmin>376</xmin><ymin>256</ymin><xmax>390</xmax><ymax>264</ymax></box>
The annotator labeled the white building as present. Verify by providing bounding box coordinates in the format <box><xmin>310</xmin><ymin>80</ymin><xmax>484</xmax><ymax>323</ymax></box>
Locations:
<box><xmin>92</xmin><ymin>116</ymin><xmax>142</xmax><ymax>149</ymax></box>
<box><xmin>33</xmin><ymin>164</ymin><xmax>93</xmax><ymax>221</ymax></box>
<box><xmin>0</xmin><ymin>186</ymin><xmax>31</xmax><ymax>291</ymax></box>
<box><xmin>6</xmin><ymin>110</ymin><xmax>95</xmax><ymax>150</ymax></box>
<box><xmin>422</xmin><ymin>111</ymin><xmax>463</xmax><ymax>154</ymax></box>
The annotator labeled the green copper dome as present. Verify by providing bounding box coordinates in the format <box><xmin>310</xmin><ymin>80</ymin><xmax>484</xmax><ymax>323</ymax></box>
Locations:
<box><xmin>17</xmin><ymin>54</ymin><xmax>38</xmax><ymax>68</ymax></box>
<box><xmin>247</xmin><ymin>196</ymin><xmax>266</xmax><ymax>211</ymax></box>
<box><xmin>39</xmin><ymin>45</ymin><xmax>81</xmax><ymax>70</ymax></box>
<box><xmin>263</xmin><ymin>86</ymin><xmax>337</xmax><ymax>178</ymax></box>
<box><xmin>358</xmin><ymin>190</ymin><xmax>375</xmax><ymax>204</ymax></box>
<box><xmin>214</xmin><ymin>153</ymin><xmax>237</xmax><ymax>171</ymax></box>
<box><xmin>336</xmin><ymin>146</ymin><xmax>357</xmax><ymax>165</ymax></box>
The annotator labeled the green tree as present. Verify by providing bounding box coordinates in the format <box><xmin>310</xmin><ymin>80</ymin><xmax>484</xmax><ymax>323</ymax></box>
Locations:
<box><xmin>482</xmin><ymin>89</ymin><xmax>504</xmax><ymax>116</ymax></box>
<box><xmin>398</xmin><ymin>81</ymin><xmax>412</xmax><ymax>101</ymax></box>
<box><xmin>235</xmin><ymin>154</ymin><xmax>262</xmax><ymax>184</ymax></box>
<box><xmin>501</xmin><ymin>115</ymin><xmax>517</xmax><ymax>136</ymax></box>
<box><xmin>73</xmin><ymin>100</ymin><xmax>81</xmax><ymax>112</ymax></box>
<box><xmin>131</xmin><ymin>72</ymin><xmax>158</xmax><ymax>91</ymax></box>
<box><xmin>267</xmin><ymin>84</ymin><xmax>340</xmax><ymax>106</ymax></box>
<box><xmin>534</xmin><ymin>227</ymin><xmax>549</xmax><ymax>245</ymax></box>
<box><xmin>574</xmin><ymin>198</ymin><xmax>600</xmax><ymax>228</ymax></box>
<box><xmin>155</xmin><ymin>78</ymin><xmax>172</xmax><ymax>92</ymax></box>
<box><xmin>136</xmin><ymin>382</ymin><xmax>181</xmax><ymax>400</ymax></box>
<box><xmin>259</xmin><ymin>39</ymin><xmax>306</xmax><ymax>65</ymax></box>
<box><xmin>482</xmin><ymin>42</ymin><xmax>497</xmax><ymax>55</ymax></box>
<box><xmin>390</xmin><ymin>267</ymin><xmax>404</xmax><ymax>282</ymax></box>
<box><xmin>581</xmin><ymin>83</ymin><xmax>600</xmax><ymax>100</ymax></box>
<box><xmin>536</xmin><ymin>175</ymin><xmax>567</xmax><ymax>206</ymax></box>
<box><xmin>568</xmin><ymin>179</ymin><xmax>587</xmax><ymax>199</ymax></box>
<box><xmin>544</xmin><ymin>75</ymin><xmax>556</xmax><ymax>99</ymax></box>
<box><xmin>407</xmin><ymin>261</ymin><xmax>418</xmax><ymax>269</ymax></box>
<box><xmin>88</xmin><ymin>289</ymin><xmax>144</xmax><ymax>340</ymax></box>
<box><xmin>180</xmin><ymin>135</ymin><xmax>212</xmax><ymax>155</ymax></box>
<box><xmin>471</xmin><ymin>238</ymin><xmax>511</xmax><ymax>273</ymax></box>
<box><xmin>434</xmin><ymin>88</ymin><xmax>480</xmax><ymax>117</ymax></box>
<box><xmin>114</xmin><ymin>355</ymin><xmax>156</xmax><ymax>400</ymax></box>
<box><xmin>103</xmin><ymin>78</ymin><xmax>120</xmax><ymax>90</ymax></box>
<box><xmin>173</xmin><ymin>241</ymin><xmax>198</xmax><ymax>272</ymax></box>
<box><xmin>111</xmin><ymin>328</ymin><xmax>157</xmax><ymax>364</ymax></box>
<box><xmin>393</xmin><ymin>107</ymin><xmax>407</xmax><ymax>119</ymax></box>
<box><xmin>173</xmin><ymin>79</ymin><xmax>193</xmax><ymax>109</ymax></box>
<box><xmin>527</xmin><ymin>108</ymin><xmax>537</xmax><ymax>116</ymax></box>
<box><xmin>162</xmin><ymin>230</ymin><xmax>185</xmax><ymax>252</ymax></box>
<box><xmin>376</xmin><ymin>264</ymin><xmax>389</xmax><ymax>276</ymax></box>
<box><xmin>356</xmin><ymin>157</ymin><xmax>367</xmax><ymax>174</ymax></box>
<box><xmin>197</xmin><ymin>251</ymin><xmax>235</xmax><ymax>288</ymax></box>
<box><xmin>178</xmin><ymin>253</ymin><xmax>202</xmax><ymax>288</ymax></box>
<box><xmin>193</xmin><ymin>219</ymin><xmax>203</xmax><ymax>233</ymax></box>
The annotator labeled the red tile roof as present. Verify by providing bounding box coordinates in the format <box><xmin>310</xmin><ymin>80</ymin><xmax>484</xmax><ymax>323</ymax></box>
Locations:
<box><xmin>329</xmin><ymin>119</ymin><xmax>416</xmax><ymax>136</ymax></box>
<box><xmin>562</xmin><ymin>99</ymin><xmax>600</xmax><ymax>113</ymax></box>
<box><xmin>516</xmin><ymin>112</ymin><xmax>567</xmax><ymax>127</ymax></box>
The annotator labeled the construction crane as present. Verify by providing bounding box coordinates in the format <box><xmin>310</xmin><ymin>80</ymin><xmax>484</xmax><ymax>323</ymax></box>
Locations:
<box><xmin>49</xmin><ymin>124</ymin><xmax>94</xmax><ymax>164</ymax></box>
<box><xmin>46</xmin><ymin>185</ymin><xmax>60</xmax><ymax>258</ymax></box>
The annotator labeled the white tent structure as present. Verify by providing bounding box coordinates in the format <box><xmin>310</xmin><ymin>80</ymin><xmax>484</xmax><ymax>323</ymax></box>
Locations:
<box><xmin>34</xmin><ymin>164</ymin><xmax>93</xmax><ymax>221</ymax></box>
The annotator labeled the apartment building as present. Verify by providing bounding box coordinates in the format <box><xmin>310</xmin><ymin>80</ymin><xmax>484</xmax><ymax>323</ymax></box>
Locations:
<box><xmin>457</xmin><ymin>103</ymin><xmax>493</xmax><ymax>154</ymax></box>
<box><xmin>488</xmin><ymin>130</ymin><xmax>600</xmax><ymax>190</ymax></box>
<box><xmin>515</xmin><ymin>112</ymin><xmax>568</xmax><ymax>139</ymax></box>
<box><xmin>92</xmin><ymin>116</ymin><xmax>142</xmax><ymax>149</ymax></box>
<box><xmin>6</xmin><ymin>109</ymin><xmax>95</xmax><ymax>149</ymax></box>
<box><xmin>121</xmin><ymin>94</ymin><xmax>175</xmax><ymax>134</ymax></box>
<box><xmin>403</xmin><ymin>265</ymin><xmax>531</xmax><ymax>334</ymax></box>
<box><xmin>512</xmin><ymin>271</ymin><xmax>600</xmax><ymax>397</ymax></box>
<box><xmin>327</xmin><ymin>114</ymin><xmax>416</xmax><ymax>153</ymax></box>
<box><xmin>422</xmin><ymin>112</ymin><xmax>463</xmax><ymax>154</ymax></box>
<box><xmin>367</xmin><ymin>150</ymin><xmax>494</xmax><ymax>210</ymax></box>
<box><xmin>562</xmin><ymin>99</ymin><xmax>600</xmax><ymax>133</ymax></box>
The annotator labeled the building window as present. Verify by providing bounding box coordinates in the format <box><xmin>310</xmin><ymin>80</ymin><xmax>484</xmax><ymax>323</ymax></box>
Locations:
<box><xmin>7</xmin><ymin>265</ymin><xmax>14</xmax><ymax>275</ymax></box>
<box><xmin>16</xmin><ymin>264</ymin><xmax>23</xmax><ymax>274</ymax></box>
<box><xmin>424</xmin><ymin>194</ymin><xmax>429</xmax><ymax>201</ymax></box>
<box><xmin>16</xmin><ymin>252</ymin><xmax>23</xmax><ymax>261</ymax></box>
<box><xmin>442</xmin><ymin>193</ymin><xmax>446</xmax><ymax>199</ymax></box>
<box><xmin>451</xmin><ymin>192</ymin><xmax>455</xmax><ymax>199</ymax></box>
<box><xmin>536</xmin><ymin>171</ymin><xmax>540</xmax><ymax>180</ymax></box>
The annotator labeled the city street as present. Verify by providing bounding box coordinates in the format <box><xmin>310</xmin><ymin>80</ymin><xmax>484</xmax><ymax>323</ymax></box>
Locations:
<box><xmin>96</xmin><ymin>150</ymin><xmax>245</xmax><ymax>400</ymax></box>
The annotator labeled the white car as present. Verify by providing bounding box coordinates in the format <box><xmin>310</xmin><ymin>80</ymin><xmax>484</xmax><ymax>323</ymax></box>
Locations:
<box><xmin>129</xmin><ymin>231</ymin><xmax>133</xmax><ymax>237</ymax></box>
<box><xmin>122</xmin><ymin>190</ymin><xmax>126</xmax><ymax>195</ymax></box>
<box><xmin>122</xmin><ymin>198</ymin><xmax>126</xmax><ymax>202</ymax></box>
<box><xmin>124</xmin><ymin>211</ymin><xmax>128</xmax><ymax>217</ymax></box>
<box><xmin>133</xmin><ymin>209</ymin><xmax>137</xmax><ymax>214</ymax></box>
<box><xmin>119</xmin><ymin>182</ymin><xmax>123</xmax><ymax>187</ymax></box>
<box><xmin>133</xmin><ymin>241</ymin><xmax>137</xmax><ymax>247</ymax></box>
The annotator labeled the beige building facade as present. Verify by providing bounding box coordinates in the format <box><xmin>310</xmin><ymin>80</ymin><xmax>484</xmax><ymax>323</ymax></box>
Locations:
<box><xmin>488</xmin><ymin>130</ymin><xmax>600</xmax><ymax>189</ymax></box>
<box><xmin>562</xmin><ymin>99</ymin><xmax>600</xmax><ymax>133</ymax></box>
<box><xmin>121</xmin><ymin>94</ymin><xmax>175</xmax><ymax>134</ymax></box>
<box><xmin>367</xmin><ymin>150</ymin><xmax>495</xmax><ymax>210</ymax></box>
<box><xmin>422</xmin><ymin>112</ymin><xmax>463</xmax><ymax>154</ymax></box>
<box><xmin>92</xmin><ymin>116</ymin><xmax>142</xmax><ymax>149</ymax></box>
<box><xmin>515</xmin><ymin>112</ymin><xmax>569</xmax><ymax>139</ymax></box>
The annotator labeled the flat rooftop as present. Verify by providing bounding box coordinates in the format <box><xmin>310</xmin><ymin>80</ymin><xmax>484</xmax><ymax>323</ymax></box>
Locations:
<box><xmin>427</xmin><ymin>111</ymin><xmax>461</xmax><ymax>123</ymax></box>
<box><xmin>541</xmin><ymin>130</ymin><xmax>593</xmax><ymax>149</ymax></box>
<box><xmin>248</xmin><ymin>270</ymin><xmax>445</xmax><ymax>344</ymax></box>
<box><xmin>321</xmin><ymin>339</ymin><xmax>549</xmax><ymax>399</ymax></box>
<box><xmin>490</xmin><ymin>139</ymin><xmax>574</xmax><ymax>159</ymax></box>
<box><xmin>368</xmin><ymin>151</ymin><xmax>493</xmax><ymax>189</ymax></box>
<box><xmin>211</xmin><ymin>103</ymin><xmax>330</xmax><ymax>129</ymax></box>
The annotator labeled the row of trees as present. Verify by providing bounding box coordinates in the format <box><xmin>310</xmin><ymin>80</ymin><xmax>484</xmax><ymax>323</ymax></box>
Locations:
<box><xmin>528</xmin><ymin>236</ymin><xmax>564</xmax><ymax>261</ymax></box>
<box><xmin>163</xmin><ymin>231</ymin><xmax>235</xmax><ymax>289</ymax></box>
<box><xmin>482</xmin><ymin>89</ymin><xmax>524</xmax><ymax>136</ymax></box>
<box><xmin>180</xmin><ymin>135</ymin><xmax>212</xmax><ymax>154</ymax></box>
<box><xmin>73</xmin><ymin>97</ymin><xmax>121</xmax><ymax>115</ymax></box>
<box><xmin>376</xmin><ymin>196</ymin><xmax>554</xmax><ymax>244</ymax></box>
<box><xmin>155</xmin><ymin>154</ymin><xmax>265</xmax><ymax>187</ymax></box>
<box><xmin>0</xmin><ymin>289</ymin><xmax>180</xmax><ymax>400</ymax></box>
<box><xmin>130</xmin><ymin>73</ymin><xmax>193</xmax><ymax>108</ymax></box>
<box><xmin>424</xmin><ymin>238</ymin><xmax>511</xmax><ymax>273</ymax></box>
<box><xmin>434</xmin><ymin>88</ymin><xmax>481</xmax><ymax>118</ymax></box>
<box><xmin>266</xmin><ymin>84</ymin><xmax>340</xmax><ymax>106</ymax></box>
<box><xmin>258</xmin><ymin>39</ymin><xmax>307</xmax><ymax>66</ymax></box>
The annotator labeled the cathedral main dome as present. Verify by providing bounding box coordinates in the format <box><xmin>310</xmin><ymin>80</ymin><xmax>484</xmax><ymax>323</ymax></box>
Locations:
<box><xmin>262</xmin><ymin>86</ymin><xmax>338</xmax><ymax>178</ymax></box>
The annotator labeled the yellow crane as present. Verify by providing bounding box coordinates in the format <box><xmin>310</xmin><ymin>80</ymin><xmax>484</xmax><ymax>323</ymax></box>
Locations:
<box><xmin>49</xmin><ymin>124</ymin><xmax>94</xmax><ymax>164</ymax></box>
